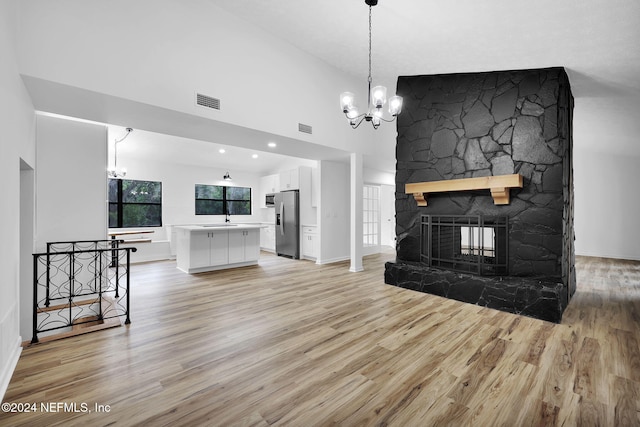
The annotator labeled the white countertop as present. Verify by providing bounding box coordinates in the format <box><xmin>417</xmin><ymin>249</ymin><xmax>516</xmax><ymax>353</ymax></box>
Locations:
<box><xmin>175</xmin><ymin>224</ymin><xmax>265</xmax><ymax>232</ymax></box>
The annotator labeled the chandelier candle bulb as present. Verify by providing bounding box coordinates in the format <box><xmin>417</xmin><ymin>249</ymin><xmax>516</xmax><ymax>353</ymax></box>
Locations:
<box><xmin>340</xmin><ymin>92</ymin><xmax>355</xmax><ymax>112</ymax></box>
<box><xmin>389</xmin><ymin>95</ymin><xmax>403</xmax><ymax>116</ymax></box>
<box><xmin>371</xmin><ymin>85</ymin><xmax>387</xmax><ymax>108</ymax></box>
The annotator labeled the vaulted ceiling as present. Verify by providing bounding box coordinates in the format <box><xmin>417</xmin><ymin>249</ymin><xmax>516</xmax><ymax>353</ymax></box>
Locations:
<box><xmin>211</xmin><ymin>0</ymin><xmax>640</xmax><ymax>155</ymax></box>
<box><xmin>210</xmin><ymin>0</ymin><xmax>639</xmax><ymax>94</ymax></box>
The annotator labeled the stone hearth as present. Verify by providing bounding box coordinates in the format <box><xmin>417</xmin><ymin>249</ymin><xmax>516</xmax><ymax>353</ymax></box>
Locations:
<box><xmin>385</xmin><ymin>261</ymin><xmax>566</xmax><ymax>323</ymax></box>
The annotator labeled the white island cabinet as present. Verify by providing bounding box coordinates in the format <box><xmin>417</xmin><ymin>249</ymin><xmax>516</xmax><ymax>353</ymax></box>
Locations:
<box><xmin>175</xmin><ymin>224</ymin><xmax>263</xmax><ymax>273</ymax></box>
<box><xmin>228</xmin><ymin>228</ymin><xmax>260</xmax><ymax>264</ymax></box>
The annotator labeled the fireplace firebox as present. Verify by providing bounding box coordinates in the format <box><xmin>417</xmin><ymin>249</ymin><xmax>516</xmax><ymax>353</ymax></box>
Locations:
<box><xmin>422</xmin><ymin>215</ymin><xmax>508</xmax><ymax>276</ymax></box>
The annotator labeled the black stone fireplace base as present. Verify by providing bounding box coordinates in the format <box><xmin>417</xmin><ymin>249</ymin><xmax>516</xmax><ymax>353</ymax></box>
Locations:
<box><xmin>384</xmin><ymin>261</ymin><xmax>566</xmax><ymax>323</ymax></box>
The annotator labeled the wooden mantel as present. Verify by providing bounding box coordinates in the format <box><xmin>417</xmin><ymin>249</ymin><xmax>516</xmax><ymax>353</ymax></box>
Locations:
<box><xmin>405</xmin><ymin>174</ymin><xmax>523</xmax><ymax>206</ymax></box>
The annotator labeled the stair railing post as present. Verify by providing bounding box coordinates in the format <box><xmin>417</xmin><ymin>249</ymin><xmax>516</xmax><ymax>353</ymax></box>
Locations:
<box><xmin>68</xmin><ymin>251</ymin><xmax>74</xmax><ymax>328</ymax></box>
<box><xmin>125</xmin><ymin>248</ymin><xmax>131</xmax><ymax>325</ymax></box>
<box><xmin>45</xmin><ymin>243</ymin><xmax>51</xmax><ymax>307</ymax></box>
<box><xmin>94</xmin><ymin>240</ymin><xmax>100</xmax><ymax>295</ymax></box>
<box><xmin>115</xmin><ymin>249</ymin><xmax>120</xmax><ymax>299</ymax></box>
<box><xmin>98</xmin><ymin>241</ymin><xmax>103</xmax><ymax>320</ymax></box>
<box><xmin>110</xmin><ymin>235</ymin><xmax>118</xmax><ymax>268</ymax></box>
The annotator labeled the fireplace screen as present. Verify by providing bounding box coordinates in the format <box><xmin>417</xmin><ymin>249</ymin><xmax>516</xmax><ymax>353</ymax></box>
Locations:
<box><xmin>421</xmin><ymin>215</ymin><xmax>508</xmax><ymax>276</ymax></box>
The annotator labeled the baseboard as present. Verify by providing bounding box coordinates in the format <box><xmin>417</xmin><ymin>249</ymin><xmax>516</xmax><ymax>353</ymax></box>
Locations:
<box><xmin>315</xmin><ymin>255</ymin><xmax>350</xmax><ymax>265</ymax></box>
<box><xmin>575</xmin><ymin>251</ymin><xmax>640</xmax><ymax>262</ymax></box>
<box><xmin>178</xmin><ymin>260</ymin><xmax>259</xmax><ymax>274</ymax></box>
<box><xmin>0</xmin><ymin>336</ymin><xmax>22</xmax><ymax>402</ymax></box>
<box><xmin>130</xmin><ymin>255</ymin><xmax>173</xmax><ymax>264</ymax></box>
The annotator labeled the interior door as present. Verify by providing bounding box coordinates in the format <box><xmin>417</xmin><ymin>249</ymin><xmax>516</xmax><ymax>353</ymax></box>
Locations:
<box><xmin>380</xmin><ymin>184</ymin><xmax>396</xmax><ymax>249</ymax></box>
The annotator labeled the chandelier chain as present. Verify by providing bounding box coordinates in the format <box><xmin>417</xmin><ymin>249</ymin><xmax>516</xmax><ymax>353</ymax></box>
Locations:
<box><xmin>368</xmin><ymin>5</ymin><xmax>372</xmax><ymax>84</ymax></box>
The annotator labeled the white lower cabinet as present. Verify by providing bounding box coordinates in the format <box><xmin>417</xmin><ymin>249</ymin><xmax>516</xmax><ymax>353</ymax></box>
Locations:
<box><xmin>229</xmin><ymin>229</ymin><xmax>260</xmax><ymax>264</ymax></box>
<box><xmin>176</xmin><ymin>226</ymin><xmax>261</xmax><ymax>274</ymax></box>
<box><xmin>188</xmin><ymin>230</ymin><xmax>229</xmax><ymax>268</ymax></box>
<box><xmin>260</xmin><ymin>224</ymin><xmax>276</xmax><ymax>252</ymax></box>
<box><xmin>302</xmin><ymin>226</ymin><xmax>318</xmax><ymax>260</ymax></box>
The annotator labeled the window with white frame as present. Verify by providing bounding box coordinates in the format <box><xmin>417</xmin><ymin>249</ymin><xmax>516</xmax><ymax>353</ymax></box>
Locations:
<box><xmin>363</xmin><ymin>185</ymin><xmax>380</xmax><ymax>246</ymax></box>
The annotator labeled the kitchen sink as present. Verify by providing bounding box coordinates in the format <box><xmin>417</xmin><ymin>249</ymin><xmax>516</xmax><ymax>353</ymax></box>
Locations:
<box><xmin>202</xmin><ymin>224</ymin><xmax>238</xmax><ymax>227</ymax></box>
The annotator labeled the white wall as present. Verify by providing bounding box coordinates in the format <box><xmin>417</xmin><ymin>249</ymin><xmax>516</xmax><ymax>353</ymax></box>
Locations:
<box><xmin>574</xmin><ymin>147</ymin><xmax>640</xmax><ymax>260</ymax></box>
<box><xmin>35</xmin><ymin>115</ymin><xmax>108</xmax><ymax>251</ymax></box>
<box><xmin>571</xmin><ymin>90</ymin><xmax>640</xmax><ymax>261</ymax></box>
<box><xmin>16</xmin><ymin>0</ymin><xmax>378</xmax><ymax>159</ymax></box>
<box><xmin>116</xmin><ymin>156</ymin><xmax>263</xmax><ymax>262</ymax></box>
<box><xmin>0</xmin><ymin>0</ymin><xmax>36</xmax><ymax>400</ymax></box>
<box><xmin>119</xmin><ymin>157</ymin><xmax>263</xmax><ymax>231</ymax></box>
<box><xmin>318</xmin><ymin>160</ymin><xmax>350</xmax><ymax>264</ymax></box>
<box><xmin>364</xmin><ymin>168</ymin><xmax>395</xmax><ymax>186</ymax></box>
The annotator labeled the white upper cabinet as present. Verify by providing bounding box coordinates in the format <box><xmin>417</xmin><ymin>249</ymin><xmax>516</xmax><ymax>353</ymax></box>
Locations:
<box><xmin>261</xmin><ymin>174</ymin><xmax>279</xmax><ymax>195</ymax></box>
<box><xmin>279</xmin><ymin>169</ymin><xmax>299</xmax><ymax>191</ymax></box>
<box><xmin>260</xmin><ymin>174</ymin><xmax>280</xmax><ymax>207</ymax></box>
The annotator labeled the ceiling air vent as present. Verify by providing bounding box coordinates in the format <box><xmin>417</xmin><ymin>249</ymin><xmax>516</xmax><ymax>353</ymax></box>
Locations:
<box><xmin>196</xmin><ymin>93</ymin><xmax>220</xmax><ymax>110</ymax></box>
<box><xmin>298</xmin><ymin>123</ymin><xmax>312</xmax><ymax>134</ymax></box>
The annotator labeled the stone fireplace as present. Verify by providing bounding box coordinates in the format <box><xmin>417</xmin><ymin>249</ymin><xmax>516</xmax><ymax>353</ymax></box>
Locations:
<box><xmin>384</xmin><ymin>67</ymin><xmax>575</xmax><ymax>323</ymax></box>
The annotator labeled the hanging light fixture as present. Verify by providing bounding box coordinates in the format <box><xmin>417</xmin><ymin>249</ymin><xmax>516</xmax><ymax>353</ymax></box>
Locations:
<box><xmin>340</xmin><ymin>0</ymin><xmax>402</xmax><ymax>129</ymax></box>
<box><xmin>223</xmin><ymin>172</ymin><xmax>232</xmax><ymax>181</ymax></box>
<box><xmin>108</xmin><ymin>127</ymin><xmax>133</xmax><ymax>178</ymax></box>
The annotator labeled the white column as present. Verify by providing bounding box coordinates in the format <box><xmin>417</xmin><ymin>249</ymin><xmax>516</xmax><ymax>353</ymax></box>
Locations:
<box><xmin>350</xmin><ymin>152</ymin><xmax>363</xmax><ymax>272</ymax></box>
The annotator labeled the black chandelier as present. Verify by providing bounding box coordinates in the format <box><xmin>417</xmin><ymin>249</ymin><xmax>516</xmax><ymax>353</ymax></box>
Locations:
<box><xmin>340</xmin><ymin>0</ymin><xmax>402</xmax><ymax>129</ymax></box>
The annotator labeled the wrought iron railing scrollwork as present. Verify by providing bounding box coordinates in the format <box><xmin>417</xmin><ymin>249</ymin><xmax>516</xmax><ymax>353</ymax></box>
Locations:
<box><xmin>32</xmin><ymin>239</ymin><xmax>136</xmax><ymax>343</ymax></box>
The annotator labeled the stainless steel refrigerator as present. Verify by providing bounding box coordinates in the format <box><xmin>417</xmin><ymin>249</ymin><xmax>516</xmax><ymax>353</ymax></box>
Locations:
<box><xmin>275</xmin><ymin>190</ymin><xmax>299</xmax><ymax>259</ymax></box>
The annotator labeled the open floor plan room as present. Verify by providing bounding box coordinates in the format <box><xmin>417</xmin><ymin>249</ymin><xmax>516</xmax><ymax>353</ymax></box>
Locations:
<box><xmin>1</xmin><ymin>253</ymin><xmax>639</xmax><ymax>426</ymax></box>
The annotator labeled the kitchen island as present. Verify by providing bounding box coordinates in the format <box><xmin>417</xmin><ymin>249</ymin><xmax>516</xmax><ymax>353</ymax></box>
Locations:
<box><xmin>175</xmin><ymin>224</ymin><xmax>264</xmax><ymax>273</ymax></box>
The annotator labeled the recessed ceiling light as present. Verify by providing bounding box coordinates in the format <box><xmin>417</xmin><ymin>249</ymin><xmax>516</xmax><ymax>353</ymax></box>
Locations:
<box><xmin>219</xmin><ymin>149</ymin><xmax>226</xmax><ymax>154</ymax></box>
<box><xmin>252</xmin><ymin>154</ymin><xmax>259</xmax><ymax>159</ymax></box>
<box><xmin>268</xmin><ymin>142</ymin><xmax>277</xmax><ymax>148</ymax></box>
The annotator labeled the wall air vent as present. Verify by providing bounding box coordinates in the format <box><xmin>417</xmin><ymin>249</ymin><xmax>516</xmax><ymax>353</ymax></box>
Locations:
<box><xmin>196</xmin><ymin>93</ymin><xmax>220</xmax><ymax>110</ymax></box>
<box><xmin>298</xmin><ymin>123</ymin><xmax>313</xmax><ymax>134</ymax></box>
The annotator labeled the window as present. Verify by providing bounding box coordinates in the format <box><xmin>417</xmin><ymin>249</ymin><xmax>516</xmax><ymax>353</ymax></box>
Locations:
<box><xmin>363</xmin><ymin>185</ymin><xmax>380</xmax><ymax>246</ymax></box>
<box><xmin>195</xmin><ymin>184</ymin><xmax>224</xmax><ymax>215</ymax></box>
<box><xmin>109</xmin><ymin>179</ymin><xmax>162</xmax><ymax>228</ymax></box>
<box><xmin>195</xmin><ymin>184</ymin><xmax>251</xmax><ymax>215</ymax></box>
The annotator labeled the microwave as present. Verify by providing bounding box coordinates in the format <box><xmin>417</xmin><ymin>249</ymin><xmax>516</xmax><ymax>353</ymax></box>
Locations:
<box><xmin>265</xmin><ymin>193</ymin><xmax>275</xmax><ymax>207</ymax></box>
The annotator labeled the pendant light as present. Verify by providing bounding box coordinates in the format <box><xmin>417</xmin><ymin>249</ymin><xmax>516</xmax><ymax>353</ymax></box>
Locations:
<box><xmin>340</xmin><ymin>0</ymin><xmax>402</xmax><ymax>129</ymax></box>
<box><xmin>108</xmin><ymin>128</ymin><xmax>133</xmax><ymax>178</ymax></box>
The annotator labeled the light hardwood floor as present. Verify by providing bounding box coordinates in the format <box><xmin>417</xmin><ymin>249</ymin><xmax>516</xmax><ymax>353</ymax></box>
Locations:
<box><xmin>1</xmin><ymin>252</ymin><xmax>639</xmax><ymax>426</ymax></box>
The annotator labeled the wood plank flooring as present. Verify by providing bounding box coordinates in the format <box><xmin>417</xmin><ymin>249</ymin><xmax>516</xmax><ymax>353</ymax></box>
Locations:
<box><xmin>1</xmin><ymin>252</ymin><xmax>639</xmax><ymax>426</ymax></box>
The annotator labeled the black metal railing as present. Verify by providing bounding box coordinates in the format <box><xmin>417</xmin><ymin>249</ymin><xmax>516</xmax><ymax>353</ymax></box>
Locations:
<box><xmin>32</xmin><ymin>239</ymin><xmax>136</xmax><ymax>343</ymax></box>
